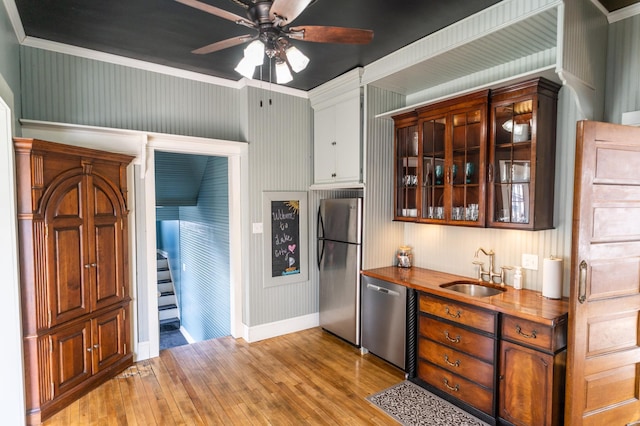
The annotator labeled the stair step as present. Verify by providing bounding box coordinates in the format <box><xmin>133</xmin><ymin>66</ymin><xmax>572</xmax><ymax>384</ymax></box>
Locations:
<box><xmin>157</xmin><ymin>270</ymin><xmax>171</xmax><ymax>280</ymax></box>
<box><xmin>157</xmin><ymin>278</ymin><xmax>172</xmax><ymax>284</ymax></box>
<box><xmin>159</xmin><ymin>294</ymin><xmax>177</xmax><ymax>306</ymax></box>
<box><xmin>159</xmin><ymin>307</ymin><xmax>180</xmax><ymax>321</ymax></box>
<box><xmin>159</xmin><ymin>304</ymin><xmax>177</xmax><ymax>311</ymax></box>
<box><xmin>160</xmin><ymin>291</ymin><xmax>174</xmax><ymax>297</ymax></box>
<box><xmin>158</xmin><ymin>282</ymin><xmax>173</xmax><ymax>293</ymax></box>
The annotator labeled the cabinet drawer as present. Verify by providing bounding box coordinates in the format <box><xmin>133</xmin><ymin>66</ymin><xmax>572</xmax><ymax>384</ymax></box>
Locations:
<box><xmin>419</xmin><ymin>337</ymin><xmax>494</xmax><ymax>389</ymax></box>
<box><xmin>501</xmin><ymin>315</ymin><xmax>567</xmax><ymax>353</ymax></box>
<box><xmin>419</xmin><ymin>315</ymin><xmax>495</xmax><ymax>363</ymax></box>
<box><xmin>418</xmin><ymin>360</ymin><xmax>494</xmax><ymax>415</ymax></box>
<box><xmin>419</xmin><ymin>294</ymin><xmax>496</xmax><ymax>334</ymax></box>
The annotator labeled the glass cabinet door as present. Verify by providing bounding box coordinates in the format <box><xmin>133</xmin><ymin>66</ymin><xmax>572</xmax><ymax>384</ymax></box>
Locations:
<box><xmin>449</xmin><ymin>109</ymin><xmax>483</xmax><ymax>224</ymax></box>
<box><xmin>421</xmin><ymin>117</ymin><xmax>446</xmax><ymax>221</ymax></box>
<box><xmin>395</xmin><ymin>123</ymin><xmax>419</xmax><ymax>218</ymax></box>
<box><xmin>492</xmin><ymin>99</ymin><xmax>533</xmax><ymax>225</ymax></box>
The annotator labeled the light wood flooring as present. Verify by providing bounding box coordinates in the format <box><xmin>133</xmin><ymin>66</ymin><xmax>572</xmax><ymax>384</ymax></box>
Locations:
<box><xmin>43</xmin><ymin>327</ymin><xmax>404</xmax><ymax>425</ymax></box>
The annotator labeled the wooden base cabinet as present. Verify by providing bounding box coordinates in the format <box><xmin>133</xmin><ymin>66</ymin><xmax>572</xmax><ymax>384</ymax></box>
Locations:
<box><xmin>498</xmin><ymin>315</ymin><xmax>567</xmax><ymax>426</ymax></box>
<box><xmin>14</xmin><ymin>138</ymin><xmax>134</xmax><ymax>425</ymax></box>
<box><xmin>416</xmin><ymin>293</ymin><xmax>498</xmax><ymax>422</ymax></box>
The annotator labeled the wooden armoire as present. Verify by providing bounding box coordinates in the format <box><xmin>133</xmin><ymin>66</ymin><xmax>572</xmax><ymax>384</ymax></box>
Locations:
<box><xmin>14</xmin><ymin>138</ymin><xmax>134</xmax><ymax>425</ymax></box>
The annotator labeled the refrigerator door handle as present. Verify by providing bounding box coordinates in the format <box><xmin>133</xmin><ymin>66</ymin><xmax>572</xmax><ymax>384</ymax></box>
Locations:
<box><xmin>317</xmin><ymin>207</ymin><xmax>325</xmax><ymax>269</ymax></box>
<box><xmin>317</xmin><ymin>239</ymin><xmax>325</xmax><ymax>269</ymax></box>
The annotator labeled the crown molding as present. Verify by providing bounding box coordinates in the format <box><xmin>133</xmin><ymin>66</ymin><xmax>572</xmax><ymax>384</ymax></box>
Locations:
<box><xmin>607</xmin><ymin>2</ymin><xmax>640</xmax><ymax>23</ymax></box>
<box><xmin>592</xmin><ymin>0</ymin><xmax>640</xmax><ymax>23</ymax></box>
<box><xmin>3</xmin><ymin>0</ymin><xmax>25</xmax><ymax>41</ymax></box>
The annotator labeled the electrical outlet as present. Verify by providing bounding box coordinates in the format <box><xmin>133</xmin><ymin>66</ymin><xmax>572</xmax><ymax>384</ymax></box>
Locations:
<box><xmin>522</xmin><ymin>253</ymin><xmax>538</xmax><ymax>270</ymax></box>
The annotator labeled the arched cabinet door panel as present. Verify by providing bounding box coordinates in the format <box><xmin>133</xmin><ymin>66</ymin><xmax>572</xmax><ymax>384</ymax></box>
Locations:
<box><xmin>90</xmin><ymin>175</ymin><xmax>129</xmax><ymax>312</ymax></box>
<box><xmin>45</xmin><ymin>174</ymin><xmax>90</xmax><ymax>327</ymax></box>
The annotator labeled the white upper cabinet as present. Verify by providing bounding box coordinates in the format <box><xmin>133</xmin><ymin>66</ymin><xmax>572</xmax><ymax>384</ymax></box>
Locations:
<box><xmin>310</xmin><ymin>68</ymin><xmax>363</xmax><ymax>188</ymax></box>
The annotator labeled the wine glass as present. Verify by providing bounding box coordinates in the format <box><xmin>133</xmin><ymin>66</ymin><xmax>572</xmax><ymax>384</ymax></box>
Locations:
<box><xmin>435</xmin><ymin>165</ymin><xmax>444</xmax><ymax>185</ymax></box>
<box><xmin>465</xmin><ymin>162</ymin><xmax>474</xmax><ymax>183</ymax></box>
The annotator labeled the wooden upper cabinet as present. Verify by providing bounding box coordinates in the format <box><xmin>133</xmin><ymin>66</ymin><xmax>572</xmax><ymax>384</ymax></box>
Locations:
<box><xmin>392</xmin><ymin>78</ymin><xmax>560</xmax><ymax>229</ymax></box>
<box><xmin>393</xmin><ymin>90</ymin><xmax>489</xmax><ymax>226</ymax></box>
<box><xmin>14</xmin><ymin>138</ymin><xmax>134</xmax><ymax>425</ymax></box>
<box><xmin>393</xmin><ymin>111</ymin><xmax>419</xmax><ymax>220</ymax></box>
<box><xmin>488</xmin><ymin>78</ymin><xmax>561</xmax><ymax>230</ymax></box>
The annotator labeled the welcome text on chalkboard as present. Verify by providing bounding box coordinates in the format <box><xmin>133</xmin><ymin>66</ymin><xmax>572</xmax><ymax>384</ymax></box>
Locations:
<box><xmin>271</xmin><ymin>200</ymin><xmax>300</xmax><ymax>277</ymax></box>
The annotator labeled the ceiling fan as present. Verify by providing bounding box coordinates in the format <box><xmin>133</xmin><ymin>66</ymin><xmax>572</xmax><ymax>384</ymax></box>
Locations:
<box><xmin>175</xmin><ymin>0</ymin><xmax>374</xmax><ymax>83</ymax></box>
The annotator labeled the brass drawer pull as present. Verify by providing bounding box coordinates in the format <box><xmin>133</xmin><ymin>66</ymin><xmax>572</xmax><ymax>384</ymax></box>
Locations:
<box><xmin>515</xmin><ymin>325</ymin><xmax>537</xmax><ymax>339</ymax></box>
<box><xmin>443</xmin><ymin>378</ymin><xmax>459</xmax><ymax>392</ymax></box>
<box><xmin>444</xmin><ymin>331</ymin><xmax>461</xmax><ymax>343</ymax></box>
<box><xmin>444</xmin><ymin>355</ymin><xmax>460</xmax><ymax>367</ymax></box>
<box><xmin>444</xmin><ymin>306</ymin><xmax>461</xmax><ymax>318</ymax></box>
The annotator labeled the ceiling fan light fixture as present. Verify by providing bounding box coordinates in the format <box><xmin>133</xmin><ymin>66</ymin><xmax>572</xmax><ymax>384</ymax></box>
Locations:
<box><xmin>243</xmin><ymin>39</ymin><xmax>265</xmax><ymax>66</ymax></box>
<box><xmin>275</xmin><ymin>60</ymin><xmax>293</xmax><ymax>84</ymax></box>
<box><xmin>285</xmin><ymin>45</ymin><xmax>309</xmax><ymax>73</ymax></box>
<box><xmin>234</xmin><ymin>56</ymin><xmax>257</xmax><ymax>79</ymax></box>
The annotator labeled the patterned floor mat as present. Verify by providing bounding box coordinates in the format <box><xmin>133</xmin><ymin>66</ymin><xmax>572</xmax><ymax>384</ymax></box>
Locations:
<box><xmin>367</xmin><ymin>381</ymin><xmax>490</xmax><ymax>426</ymax></box>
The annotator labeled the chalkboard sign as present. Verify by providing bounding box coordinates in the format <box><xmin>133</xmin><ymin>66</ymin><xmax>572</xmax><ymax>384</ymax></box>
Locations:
<box><xmin>270</xmin><ymin>200</ymin><xmax>300</xmax><ymax>277</ymax></box>
<box><xmin>263</xmin><ymin>191</ymin><xmax>308</xmax><ymax>288</ymax></box>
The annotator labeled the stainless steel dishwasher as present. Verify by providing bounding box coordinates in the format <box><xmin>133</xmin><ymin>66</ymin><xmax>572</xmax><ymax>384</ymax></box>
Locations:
<box><xmin>361</xmin><ymin>275</ymin><xmax>407</xmax><ymax>369</ymax></box>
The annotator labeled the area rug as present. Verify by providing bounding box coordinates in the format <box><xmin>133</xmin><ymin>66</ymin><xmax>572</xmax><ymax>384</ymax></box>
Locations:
<box><xmin>367</xmin><ymin>381</ymin><xmax>490</xmax><ymax>426</ymax></box>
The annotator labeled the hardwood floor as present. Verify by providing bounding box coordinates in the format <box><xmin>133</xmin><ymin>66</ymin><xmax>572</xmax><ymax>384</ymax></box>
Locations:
<box><xmin>43</xmin><ymin>327</ymin><xmax>404</xmax><ymax>425</ymax></box>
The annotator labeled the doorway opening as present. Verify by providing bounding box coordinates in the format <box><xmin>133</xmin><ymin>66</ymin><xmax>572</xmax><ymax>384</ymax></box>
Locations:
<box><xmin>154</xmin><ymin>151</ymin><xmax>230</xmax><ymax>350</ymax></box>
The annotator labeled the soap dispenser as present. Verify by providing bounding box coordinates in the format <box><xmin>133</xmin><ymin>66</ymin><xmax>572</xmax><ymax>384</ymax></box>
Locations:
<box><xmin>513</xmin><ymin>266</ymin><xmax>523</xmax><ymax>290</ymax></box>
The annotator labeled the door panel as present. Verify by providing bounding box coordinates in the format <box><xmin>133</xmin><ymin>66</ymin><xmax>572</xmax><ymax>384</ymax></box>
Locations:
<box><xmin>566</xmin><ymin>121</ymin><xmax>640</xmax><ymax>425</ymax></box>
<box><xmin>46</xmin><ymin>176</ymin><xmax>90</xmax><ymax>326</ymax></box>
<box><xmin>92</xmin><ymin>307</ymin><xmax>127</xmax><ymax>373</ymax></box>
<box><xmin>90</xmin><ymin>178</ymin><xmax>128</xmax><ymax>310</ymax></box>
<box><xmin>499</xmin><ymin>340</ymin><xmax>553</xmax><ymax>426</ymax></box>
<box><xmin>50</xmin><ymin>320</ymin><xmax>92</xmax><ymax>397</ymax></box>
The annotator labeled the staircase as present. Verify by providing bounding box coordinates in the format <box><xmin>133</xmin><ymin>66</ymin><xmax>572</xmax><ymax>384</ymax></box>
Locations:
<box><xmin>157</xmin><ymin>252</ymin><xmax>180</xmax><ymax>326</ymax></box>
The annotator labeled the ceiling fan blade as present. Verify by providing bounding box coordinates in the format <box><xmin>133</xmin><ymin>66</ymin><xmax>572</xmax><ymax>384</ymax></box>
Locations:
<box><xmin>175</xmin><ymin>0</ymin><xmax>255</xmax><ymax>27</ymax></box>
<box><xmin>270</xmin><ymin>0</ymin><xmax>313</xmax><ymax>25</ymax></box>
<box><xmin>192</xmin><ymin>35</ymin><xmax>254</xmax><ymax>55</ymax></box>
<box><xmin>289</xmin><ymin>26</ymin><xmax>374</xmax><ymax>44</ymax></box>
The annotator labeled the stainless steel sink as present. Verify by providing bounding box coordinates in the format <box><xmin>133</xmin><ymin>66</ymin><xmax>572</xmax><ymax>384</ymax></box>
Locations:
<box><xmin>440</xmin><ymin>281</ymin><xmax>506</xmax><ymax>297</ymax></box>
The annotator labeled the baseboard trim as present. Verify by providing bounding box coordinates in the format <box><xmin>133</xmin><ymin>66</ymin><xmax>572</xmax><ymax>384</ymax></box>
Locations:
<box><xmin>180</xmin><ymin>326</ymin><xmax>196</xmax><ymax>344</ymax></box>
<box><xmin>135</xmin><ymin>341</ymin><xmax>151</xmax><ymax>361</ymax></box>
<box><xmin>242</xmin><ymin>313</ymin><xmax>319</xmax><ymax>343</ymax></box>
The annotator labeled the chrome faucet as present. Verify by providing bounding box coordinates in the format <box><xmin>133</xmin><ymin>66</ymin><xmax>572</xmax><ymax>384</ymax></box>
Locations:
<box><xmin>473</xmin><ymin>247</ymin><xmax>504</xmax><ymax>285</ymax></box>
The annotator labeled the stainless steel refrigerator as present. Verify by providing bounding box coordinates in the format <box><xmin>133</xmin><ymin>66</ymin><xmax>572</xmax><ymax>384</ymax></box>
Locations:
<box><xmin>318</xmin><ymin>198</ymin><xmax>363</xmax><ymax>346</ymax></box>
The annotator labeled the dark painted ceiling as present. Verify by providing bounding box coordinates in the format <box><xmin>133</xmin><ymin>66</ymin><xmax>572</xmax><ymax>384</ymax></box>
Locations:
<box><xmin>14</xmin><ymin>0</ymin><xmax>507</xmax><ymax>91</ymax></box>
<box><xmin>12</xmin><ymin>1</ymin><xmax>638</xmax><ymax>91</ymax></box>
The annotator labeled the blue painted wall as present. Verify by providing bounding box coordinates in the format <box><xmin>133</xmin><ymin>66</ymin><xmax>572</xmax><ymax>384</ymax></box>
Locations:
<box><xmin>156</xmin><ymin>155</ymin><xmax>230</xmax><ymax>341</ymax></box>
<box><xmin>179</xmin><ymin>156</ymin><xmax>230</xmax><ymax>340</ymax></box>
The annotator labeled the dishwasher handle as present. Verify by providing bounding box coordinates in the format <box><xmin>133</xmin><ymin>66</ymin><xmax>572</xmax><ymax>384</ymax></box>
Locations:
<box><xmin>366</xmin><ymin>283</ymin><xmax>400</xmax><ymax>297</ymax></box>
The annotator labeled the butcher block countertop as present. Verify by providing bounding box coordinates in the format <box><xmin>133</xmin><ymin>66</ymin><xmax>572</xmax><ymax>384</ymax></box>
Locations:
<box><xmin>361</xmin><ymin>266</ymin><xmax>568</xmax><ymax>325</ymax></box>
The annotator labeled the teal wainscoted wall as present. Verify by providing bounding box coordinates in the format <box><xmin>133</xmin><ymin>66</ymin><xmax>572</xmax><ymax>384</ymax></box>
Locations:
<box><xmin>19</xmin><ymin>46</ymin><xmax>314</xmax><ymax>332</ymax></box>
<box><xmin>605</xmin><ymin>14</ymin><xmax>640</xmax><ymax>124</ymax></box>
